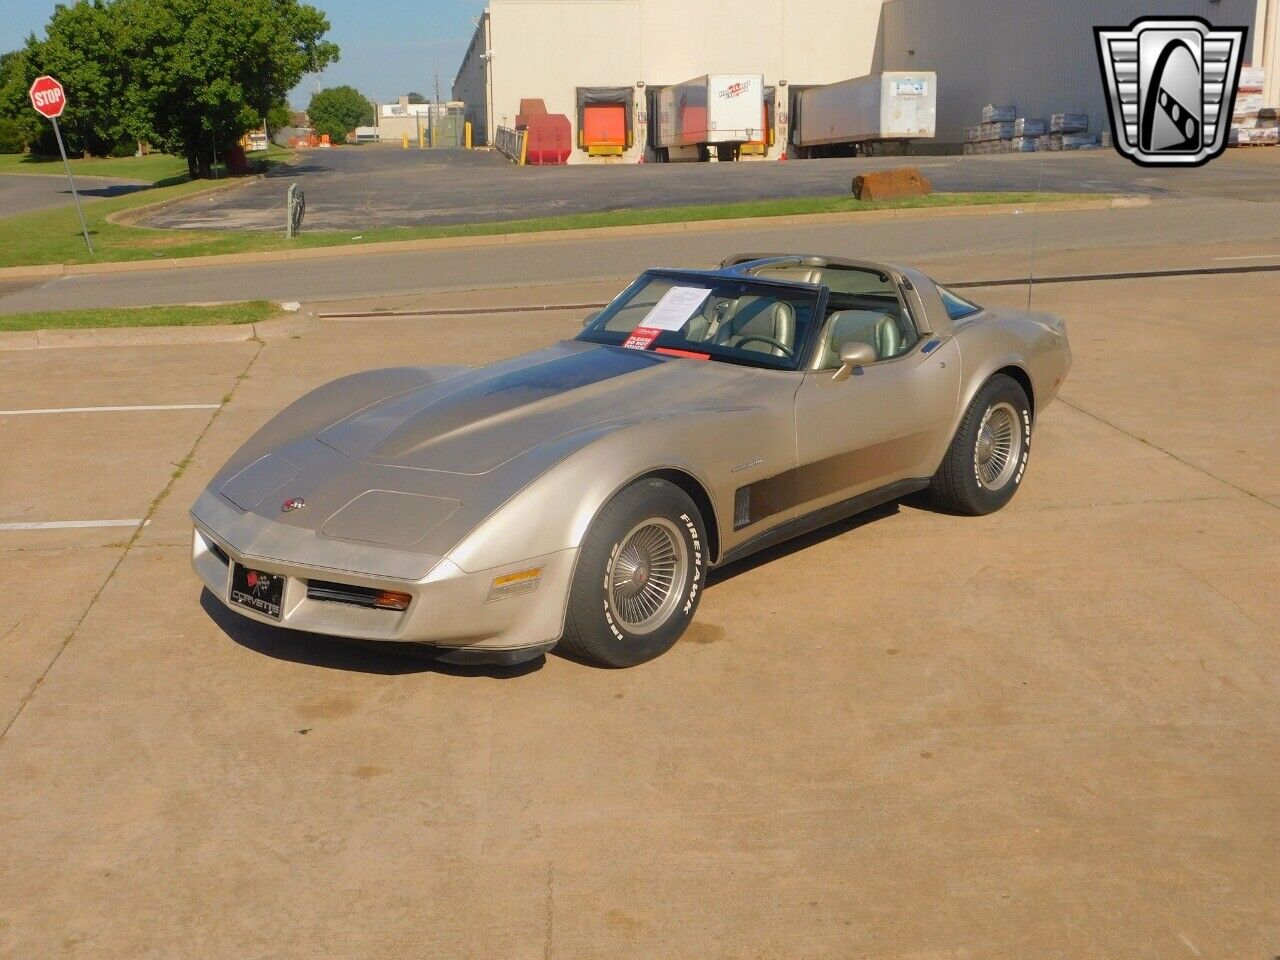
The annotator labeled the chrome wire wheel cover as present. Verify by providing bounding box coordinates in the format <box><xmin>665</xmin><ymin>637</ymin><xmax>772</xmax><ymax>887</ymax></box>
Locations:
<box><xmin>607</xmin><ymin>518</ymin><xmax>688</xmax><ymax>635</ymax></box>
<box><xmin>975</xmin><ymin>401</ymin><xmax>1022</xmax><ymax>490</ymax></box>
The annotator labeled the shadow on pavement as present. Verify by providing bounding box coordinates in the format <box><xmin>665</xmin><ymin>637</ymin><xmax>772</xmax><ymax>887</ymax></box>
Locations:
<box><xmin>200</xmin><ymin>589</ymin><xmax>544</xmax><ymax>679</ymax></box>
<box><xmin>60</xmin><ymin>183</ymin><xmax>150</xmax><ymax>199</ymax></box>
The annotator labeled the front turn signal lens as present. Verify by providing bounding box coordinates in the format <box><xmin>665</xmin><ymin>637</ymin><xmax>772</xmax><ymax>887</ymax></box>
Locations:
<box><xmin>487</xmin><ymin>567</ymin><xmax>543</xmax><ymax>602</ymax></box>
<box><xmin>371</xmin><ymin>590</ymin><xmax>412</xmax><ymax>611</ymax></box>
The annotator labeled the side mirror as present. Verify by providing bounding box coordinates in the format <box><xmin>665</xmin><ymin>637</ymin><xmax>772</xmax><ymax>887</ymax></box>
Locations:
<box><xmin>582</xmin><ymin>311</ymin><xmax>600</xmax><ymax>327</ymax></box>
<box><xmin>832</xmin><ymin>342</ymin><xmax>877</xmax><ymax>382</ymax></box>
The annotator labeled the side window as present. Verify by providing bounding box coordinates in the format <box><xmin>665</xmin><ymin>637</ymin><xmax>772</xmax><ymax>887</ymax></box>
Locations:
<box><xmin>817</xmin><ymin>268</ymin><xmax>919</xmax><ymax>367</ymax></box>
<box><xmin>937</xmin><ymin>286</ymin><xmax>982</xmax><ymax>321</ymax></box>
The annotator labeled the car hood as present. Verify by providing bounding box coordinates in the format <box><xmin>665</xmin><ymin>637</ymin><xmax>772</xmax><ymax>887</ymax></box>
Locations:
<box><xmin>314</xmin><ymin>340</ymin><xmax>739</xmax><ymax>474</ymax></box>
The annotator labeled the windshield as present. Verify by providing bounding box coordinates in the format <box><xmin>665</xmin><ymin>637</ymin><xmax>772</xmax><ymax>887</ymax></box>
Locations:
<box><xmin>576</xmin><ymin>272</ymin><xmax>821</xmax><ymax>371</ymax></box>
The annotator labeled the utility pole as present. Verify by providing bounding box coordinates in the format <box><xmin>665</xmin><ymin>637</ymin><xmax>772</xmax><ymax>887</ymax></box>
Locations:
<box><xmin>433</xmin><ymin>69</ymin><xmax>441</xmax><ymax>148</ymax></box>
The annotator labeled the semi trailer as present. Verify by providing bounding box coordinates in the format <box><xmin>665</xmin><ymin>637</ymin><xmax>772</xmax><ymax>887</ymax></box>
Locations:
<box><xmin>792</xmin><ymin>71</ymin><xmax>937</xmax><ymax>157</ymax></box>
<box><xmin>655</xmin><ymin>74</ymin><xmax>765</xmax><ymax>161</ymax></box>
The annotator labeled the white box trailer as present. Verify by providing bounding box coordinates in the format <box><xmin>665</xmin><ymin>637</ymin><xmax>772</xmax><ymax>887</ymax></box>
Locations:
<box><xmin>656</xmin><ymin>74</ymin><xmax>765</xmax><ymax>161</ymax></box>
<box><xmin>794</xmin><ymin>71</ymin><xmax>936</xmax><ymax>155</ymax></box>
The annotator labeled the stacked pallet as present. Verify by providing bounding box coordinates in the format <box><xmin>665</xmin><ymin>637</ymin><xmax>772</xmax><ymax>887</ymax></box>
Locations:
<box><xmin>1010</xmin><ymin>117</ymin><xmax>1045</xmax><ymax>152</ymax></box>
<box><xmin>962</xmin><ymin>105</ymin><xmax>1101</xmax><ymax>153</ymax></box>
<box><xmin>1229</xmin><ymin>67</ymin><xmax>1276</xmax><ymax>146</ymax></box>
<box><xmin>963</xmin><ymin>105</ymin><xmax>1016</xmax><ymax>154</ymax></box>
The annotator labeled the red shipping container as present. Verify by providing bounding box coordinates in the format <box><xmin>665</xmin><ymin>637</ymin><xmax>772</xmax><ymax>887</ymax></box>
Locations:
<box><xmin>524</xmin><ymin>114</ymin><xmax>571</xmax><ymax>165</ymax></box>
<box><xmin>517</xmin><ymin>98</ymin><xmax>549</xmax><ymax>128</ymax></box>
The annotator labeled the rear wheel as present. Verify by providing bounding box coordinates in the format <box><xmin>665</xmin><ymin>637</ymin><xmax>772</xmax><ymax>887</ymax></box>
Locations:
<box><xmin>930</xmin><ymin>374</ymin><xmax>1032</xmax><ymax>515</ymax></box>
<box><xmin>559</xmin><ymin>478</ymin><xmax>707</xmax><ymax>667</ymax></box>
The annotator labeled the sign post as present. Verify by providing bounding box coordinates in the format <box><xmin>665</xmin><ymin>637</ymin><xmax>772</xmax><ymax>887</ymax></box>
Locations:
<box><xmin>29</xmin><ymin>75</ymin><xmax>93</xmax><ymax>254</ymax></box>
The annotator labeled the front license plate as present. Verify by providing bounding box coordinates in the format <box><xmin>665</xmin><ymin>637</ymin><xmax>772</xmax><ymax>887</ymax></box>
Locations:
<box><xmin>229</xmin><ymin>564</ymin><xmax>285</xmax><ymax>621</ymax></box>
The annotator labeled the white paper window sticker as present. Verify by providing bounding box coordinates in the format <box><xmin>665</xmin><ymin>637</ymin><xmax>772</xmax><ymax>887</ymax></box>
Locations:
<box><xmin>639</xmin><ymin>285</ymin><xmax>712</xmax><ymax>332</ymax></box>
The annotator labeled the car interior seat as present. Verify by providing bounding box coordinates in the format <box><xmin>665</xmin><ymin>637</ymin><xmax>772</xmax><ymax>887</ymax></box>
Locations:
<box><xmin>817</xmin><ymin>310</ymin><xmax>902</xmax><ymax>367</ymax></box>
<box><xmin>715</xmin><ymin>267</ymin><xmax>823</xmax><ymax>356</ymax></box>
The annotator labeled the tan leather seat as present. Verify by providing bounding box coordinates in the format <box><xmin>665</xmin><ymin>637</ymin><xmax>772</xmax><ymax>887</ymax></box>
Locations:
<box><xmin>716</xmin><ymin>267</ymin><xmax>819</xmax><ymax>356</ymax></box>
<box><xmin>817</xmin><ymin>310</ymin><xmax>901</xmax><ymax>367</ymax></box>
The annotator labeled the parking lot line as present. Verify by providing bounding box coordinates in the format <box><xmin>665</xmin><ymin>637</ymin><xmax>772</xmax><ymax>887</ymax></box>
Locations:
<box><xmin>0</xmin><ymin>519</ymin><xmax>150</xmax><ymax>531</ymax></box>
<box><xmin>0</xmin><ymin>404</ymin><xmax>221</xmax><ymax>416</ymax></box>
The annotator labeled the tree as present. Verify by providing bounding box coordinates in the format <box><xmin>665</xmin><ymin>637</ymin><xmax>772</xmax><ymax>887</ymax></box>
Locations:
<box><xmin>124</xmin><ymin>0</ymin><xmax>338</xmax><ymax>178</ymax></box>
<box><xmin>406</xmin><ymin>92</ymin><xmax>426</xmax><ymax>104</ymax></box>
<box><xmin>8</xmin><ymin>5</ymin><xmax>136</xmax><ymax>157</ymax></box>
<box><xmin>0</xmin><ymin>0</ymin><xmax>337</xmax><ymax>176</ymax></box>
<box><xmin>308</xmin><ymin>86</ymin><xmax>372</xmax><ymax>142</ymax></box>
<box><xmin>266</xmin><ymin>102</ymin><xmax>292</xmax><ymax>136</ymax></box>
<box><xmin>0</xmin><ymin>50</ymin><xmax>42</xmax><ymax>152</ymax></box>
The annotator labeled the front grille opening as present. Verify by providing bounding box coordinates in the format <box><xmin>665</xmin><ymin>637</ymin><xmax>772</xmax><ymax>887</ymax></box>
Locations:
<box><xmin>207</xmin><ymin>541</ymin><xmax>231</xmax><ymax>566</ymax></box>
<box><xmin>307</xmin><ymin>579</ymin><xmax>411</xmax><ymax>611</ymax></box>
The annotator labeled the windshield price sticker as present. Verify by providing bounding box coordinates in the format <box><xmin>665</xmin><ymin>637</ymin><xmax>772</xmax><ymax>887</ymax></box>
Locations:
<box><xmin>639</xmin><ymin>285</ymin><xmax>713</xmax><ymax>331</ymax></box>
<box><xmin>623</xmin><ymin>326</ymin><xmax>663</xmax><ymax>350</ymax></box>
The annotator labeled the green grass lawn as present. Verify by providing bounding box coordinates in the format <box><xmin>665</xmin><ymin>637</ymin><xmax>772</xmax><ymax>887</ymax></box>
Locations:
<box><xmin>0</xmin><ymin>144</ymin><xmax>293</xmax><ymax>185</ymax></box>
<box><xmin>0</xmin><ymin>151</ymin><xmax>191</xmax><ymax>184</ymax></box>
<box><xmin>0</xmin><ymin>183</ymin><xmax>1090</xmax><ymax>270</ymax></box>
<box><xmin>0</xmin><ymin>300</ymin><xmax>281</xmax><ymax>332</ymax></box>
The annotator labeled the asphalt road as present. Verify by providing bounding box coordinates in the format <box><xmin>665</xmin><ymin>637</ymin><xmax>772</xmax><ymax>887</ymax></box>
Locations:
<box><xmin>1</xmin><ymin>263</ymin><xmax>1276</xmax><ymax>958</ymax></box>
<box><xmin>142</xmin><ymin>146</ymin><xmax>1280</xmax><ymax>231</ymax></box>
<box><xmin>0</xmin><ymin>172</ymin><xmax>148</xmax><ymax>219</ymax></box>
<box><xmin>7</xmin><ymin>196</ymin><xmax>1280</xmax><ymax>314</ymax></box>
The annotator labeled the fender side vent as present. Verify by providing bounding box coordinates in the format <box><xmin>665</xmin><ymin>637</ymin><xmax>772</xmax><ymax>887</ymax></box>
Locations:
<box><xmin>734</xmin><ymin>487</ymin><xmax>751</xmax><ymax>530</ymax></box>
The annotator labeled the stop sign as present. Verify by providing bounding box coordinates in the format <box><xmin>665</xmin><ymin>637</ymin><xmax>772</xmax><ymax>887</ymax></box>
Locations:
<box><xmin>29</xmin><ymin>76</ymin><xmax>67</xmax><ymax>119</ymax></box>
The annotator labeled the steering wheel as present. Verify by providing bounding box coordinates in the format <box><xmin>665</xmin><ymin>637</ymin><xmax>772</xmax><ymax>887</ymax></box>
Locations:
<box><xmin>732</xmin><ymin>334</ymin><xmax>794</xmax><ymax>358</ymax></box>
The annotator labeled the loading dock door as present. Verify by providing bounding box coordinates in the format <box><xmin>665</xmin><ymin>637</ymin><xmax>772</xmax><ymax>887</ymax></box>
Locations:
<box><xmin>576</xmin><ymin>87</ymin><xmax>634</xmax><ymax>156</ymax></box>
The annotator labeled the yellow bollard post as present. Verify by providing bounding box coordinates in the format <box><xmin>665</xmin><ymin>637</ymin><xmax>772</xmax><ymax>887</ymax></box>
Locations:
<box><xmin>519</xmin><ymin>130</ymin><xmax>528</xmax><ymax>166</ymax></box>
<box><xmin>465</xmin><ymin>121</ymin><xmax>473</xmax><ymax>150</ymax></box>
<box><xmin>418</xmin><ymin>124</ymin><xmax>425</xmax><ymax>150</ymax></box>
<box><xmin>402</xmin><ymin>132</ymin><xmax>408</xmax><ymax>150</ymax></box>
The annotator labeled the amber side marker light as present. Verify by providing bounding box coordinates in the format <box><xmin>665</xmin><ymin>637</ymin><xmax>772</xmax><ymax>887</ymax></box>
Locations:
<box><xmin>372</xmin><ymin>590</ymin><xmax>412</xmax><ymax>611</ymax></box>
<box><xmin>487</xmin><ymin>567</ymin><xmax>543</xmax><ymax>602</ymax></box>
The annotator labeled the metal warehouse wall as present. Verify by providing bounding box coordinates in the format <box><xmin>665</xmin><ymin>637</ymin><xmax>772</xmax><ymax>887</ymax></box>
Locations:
<box><xmin>878</xmin><ymin>0</ymin><xmax>1265</xmax><ymax>144</ymax></box>
<box><xmin>465</xmin><ymin>0</ymin><xmax>886</xmax><ymax>162</ymax></box>
<box><xmin>454</xmin><ymin>16</ymin><xmax>491</xmax><ymax>145</ymax></box>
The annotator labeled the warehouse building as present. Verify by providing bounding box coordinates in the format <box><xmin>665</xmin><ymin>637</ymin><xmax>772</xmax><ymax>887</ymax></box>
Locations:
<box><xmin>875</xmin><ymin>0</ymin><xmax>1275</xmax><ymax>144</ymax></box>
<box><xmin>453</xmin><ymin>0</ymin><xmax>886</xmax><ymax>161</ymax></box>
<box><xmin>454</xmin><ymin>0</ymin><xmax>1277</xmax><ymax>161</ymax></box>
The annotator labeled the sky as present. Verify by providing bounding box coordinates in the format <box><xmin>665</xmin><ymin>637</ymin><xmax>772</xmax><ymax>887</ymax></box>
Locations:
<box><xmin>0</xmin><ymin>0</ymin><xmax>488</xmax><ymax>107</ymax></box>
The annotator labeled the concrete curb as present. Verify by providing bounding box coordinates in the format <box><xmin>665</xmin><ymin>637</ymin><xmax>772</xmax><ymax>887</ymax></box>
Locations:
<box><xmin>0</xmin><ymin>313</ymin><xmax>306</xmax><ymax>352</ymax></box>
<box><xmin>0</xmin><ymin>195</ymin><xmax>1149</xmax><ymax>281</ymax></box>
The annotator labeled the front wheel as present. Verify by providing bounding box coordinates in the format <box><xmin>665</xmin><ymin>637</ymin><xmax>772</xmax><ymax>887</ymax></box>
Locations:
<box><xmin>559</xmin><ymin>478</ymin><xmax>707</xmax><ymax>667</ymax></box>
<box><xmin>930</xmin><ymin>374</ymin><xmax>1032</xmax><ymax>515</ymax></box>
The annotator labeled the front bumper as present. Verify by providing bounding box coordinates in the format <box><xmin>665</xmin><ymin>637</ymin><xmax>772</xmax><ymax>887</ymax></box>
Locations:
<box><xmin>191</xmin><ymin>519</ymin><xmax>578</xmax><ymax>654</ymax></box>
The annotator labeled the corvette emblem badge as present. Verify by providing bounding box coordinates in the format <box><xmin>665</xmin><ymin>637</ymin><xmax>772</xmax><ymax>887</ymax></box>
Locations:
<box><xmin>282</xmin><ymin>498</ymin><xmax>306</xmax><ymax>512</ymax></box>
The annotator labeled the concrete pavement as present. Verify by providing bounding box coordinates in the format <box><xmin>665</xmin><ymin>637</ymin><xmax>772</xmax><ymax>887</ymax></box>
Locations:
<box><xmin>5</xmin><ymin>195</ymin><xmax>1280</xmax><ymax>314</ymax></box>
<box><xmin>0</xmin><ymin>172</ymin><xmax>148</xmax><ymax>219</ymax></box>
<box><xmin>140</xmin><ymin>145</ymin><xmax>1280</xmax><ymax>231</ymax></box>
<box><xmin>0</xmin><ymin>257</ymin><xmax>1277</xmax><ymax>958</ymax></box>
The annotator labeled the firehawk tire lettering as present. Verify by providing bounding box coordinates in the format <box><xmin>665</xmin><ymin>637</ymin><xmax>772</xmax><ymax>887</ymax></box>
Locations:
<box><xmin>560</xmin><ymin>479</ymin><xmax>707</xmax><ymax>667</ymax></box>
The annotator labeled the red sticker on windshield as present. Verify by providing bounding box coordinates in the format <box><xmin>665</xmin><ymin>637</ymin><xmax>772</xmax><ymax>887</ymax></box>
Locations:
<box><xmin>655</xmin><ymin>347</ymin><xmax>710</xmax><ymax>360</ymax></box>
<box><xmin>623</xmin><ymin>326</ymin><xmax>662</xmax><ymax>350</ymax></box>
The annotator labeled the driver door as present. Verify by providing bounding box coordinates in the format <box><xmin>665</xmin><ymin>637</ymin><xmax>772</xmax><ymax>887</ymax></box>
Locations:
<box><xmin>791</xmin><ymin>277</ymin><xmax>960</xmax><ymax>515</ymax></box>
